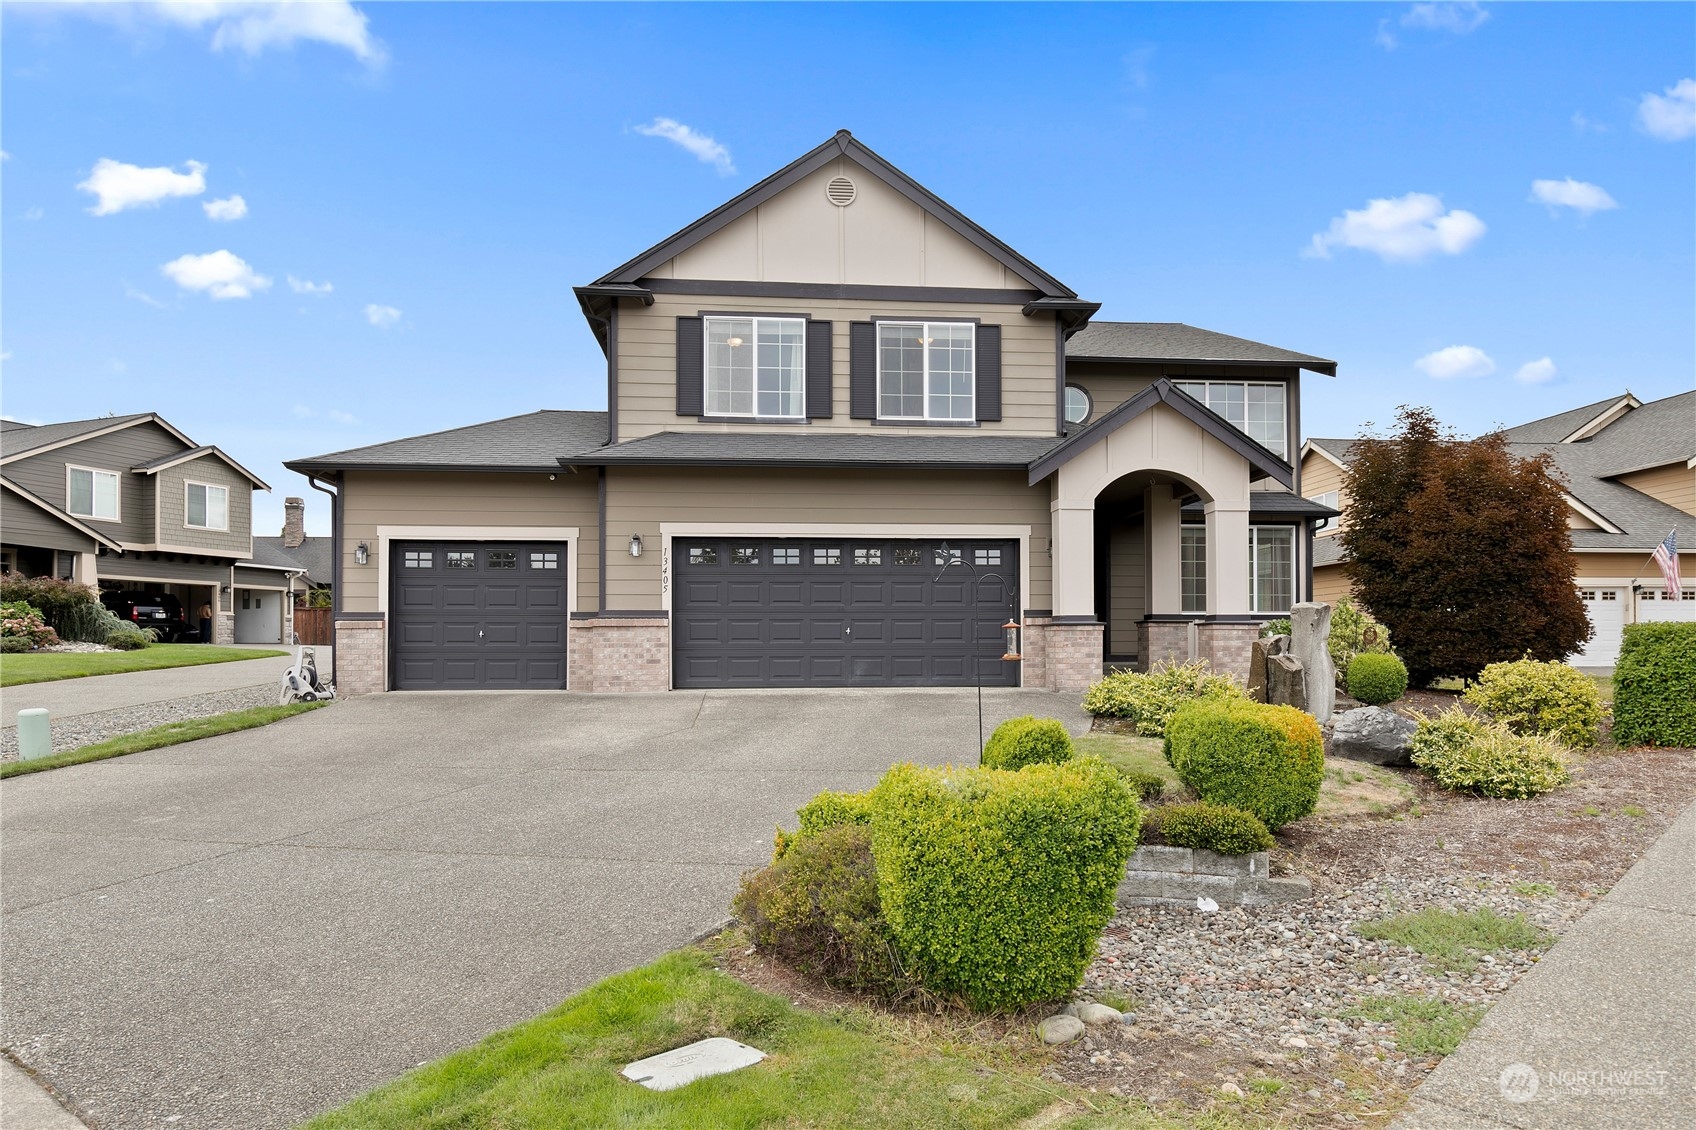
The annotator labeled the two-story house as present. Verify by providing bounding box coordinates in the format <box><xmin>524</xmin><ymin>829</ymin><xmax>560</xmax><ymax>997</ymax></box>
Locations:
<box><xmin>0</xmin><ymin>412</ymin><xmax>284</xmax><ymax>644</ymax></box>
<box><xmin>1306</xmin><ymin>389</ymin><xmax>1696</xmax><ymax>667</ymax></box>
<box><xmin>287</xmin><ymin>131</ymin><xmax>1338</xmax><ymax>695</ymax></box>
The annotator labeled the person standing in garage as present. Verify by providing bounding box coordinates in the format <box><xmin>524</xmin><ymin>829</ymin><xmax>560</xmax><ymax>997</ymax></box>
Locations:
<box><xmin>198</xmin><ymin>600</ymin><xmax>213</xmax><ymax>645</ymax></box>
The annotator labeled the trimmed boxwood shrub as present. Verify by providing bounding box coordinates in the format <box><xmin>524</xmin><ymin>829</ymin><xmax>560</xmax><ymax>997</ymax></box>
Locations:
<box><xmin>1119</xmin><ymin>769</ymin><xmax>1166</xmax><ymax>802</ymax></box>
<box><xmin>1463</xmin><ymin>657</ymin><xmax>1603</xmax><ymax>748</ymax></box>
<box><xmin>1163</xmin><ymin>700</ymin><xmax>1324</xmax><ymax>830</ymax></box>
<box><xmin>869</xmin><ymin>757</ymin><xmax>1140</xmax><ymax>1012</ymax></box>
<box><xmin>774</xmin><ymin>788</ymin><xmax>872</xmax><ymax>861</ymax></box>
<box><xmin>1348</xmin><ymin>652</ymin><xmax>1409</xmax><ymax>705</ymax></box>
<box><xmin>1611</xmin><ymin>623</ymin><xmax>1696</xmax><ymax>749</ymax></box>
<box><xmin>1082</xmin><ymin>659</ymin><xmax>1246</xmax><ymax>737</ymax></box>
<box><xmin>733</xmin><ymin>824</ymin><xmax>904</xmax><ymax>995</ymax></box>
<box><xmin>1156</xmin><ymin>801</ymin><xmax>1275</xmax><ymax>855</ymax></box>
<box><xmin>981</xmin><ymin>715</ymin><xmax>1074</xmax><ymax>771</ymax></box>
<box><xmin>1410</xmin><ymin>706</ymin><xmax>1572</xmax><ymax>798</ymax></box>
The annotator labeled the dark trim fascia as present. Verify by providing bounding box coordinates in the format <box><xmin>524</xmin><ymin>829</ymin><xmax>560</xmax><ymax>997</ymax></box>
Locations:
<box><xmin>647</xmin><ymin>278</ymin><xmax>1039</xmax><ymax>306</ymax></box>
<box><xmin>1054</xmin><ymin>318</ymin><xmax>1066</xmax><ymax>436</ymax></box>
<box><xmin>1289</xmin><ymin>369</ymin><xmax>1302</xmax><ymax>495</ymax></box>
<box><xmin>1064</xmin><ymin>353</ymin><xmax>1337</xmax><ymax>377</ymax></box>
<box><xmin>1303</xmin><ymin>522</ymin><xmax>1315</xmax><ymax>605</ymax></box>
<box><xmin>697</xmin><ymin>415</ymin><xmax>813</xmax><ymax>426</ymax></box>
<box><xmin>569</xmin><ymin>609</ymin><xmax>670</xmax><ymax>620</ymax></box>
<box><xmin>1026</xmin><ymin>377</ymin><xmax>1293</xmax><ymax>489</ymax></box>
<box><xmin>574</xmin><ymin>285</ymin><xmax>652</xmax><ymax>358</ymax></box>
<box><xmin>595</xmin><ymin>130</ymin><xmax>1076</xmax><ymax>299</ymax></box>
<box><xmin>333</xmin><ymin>611</ymin><xmax>385</xmax><ymax>621</ymax></box>
<box><xmin>286</xmin><ymin>461</ymin><xmax>574</xmax><ymax>476</ymax></box>
<box><xmin>596</xmin><ymin>466</ymin><xmax>607</xmax><ymax>614</ymax></box>
<box><xmin>1022</xmin><ymin>608</ymin><xmax>1053</xmax><ymax>618</ymax></box>
<box><xmin>1050</xmin><ymin>615</ymin><xmax>1102</xmax><ymax>625</ymax></box>
<box><xmin>130</xmin><ymin>444</ymin><xmax>273</xmax><ymax>490</ymax></box>
<box><xmin>570</xmin><ymin>455</ymin><xmax>1035</xmax><ymax>471</ymax></box>
<box><xmin>1140</xmin><ymin>613</ymin><xmax>1269</xmax><ymax>624</ymax></box>
<box><xmin>868</xmin><ymin>418</ymin><xmax>980</xmax><ymax>428</ymax></box>
<box><xmin>306</xmin><ymin>473</ymin><xmax>341</xmax><ymax>614</ymax></box>
<box><xmin>606</xmin><ymin>303</ymin><xmax>619</xmax><ymax>445</ymax></box>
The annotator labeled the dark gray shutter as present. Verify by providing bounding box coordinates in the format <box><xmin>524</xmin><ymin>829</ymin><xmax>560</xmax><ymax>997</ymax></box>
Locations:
<box><xmin>849</xmin><ymin>322</ymin><xmax>877</xmax><ymax>420</ymax></box>
<box><xmin>675</xmin><ymin>316</ymin><xmax>704</xmax><ymax>417</ymax></box>
<box><xmin>975</xmin><ymin>323</ymin><xmax>1002</xmax><ymax>422</ymax></box>
<box><xmin>805</xmin><ymin>320</ymin><xmax>833</xmax><ymax>419</ymax></box>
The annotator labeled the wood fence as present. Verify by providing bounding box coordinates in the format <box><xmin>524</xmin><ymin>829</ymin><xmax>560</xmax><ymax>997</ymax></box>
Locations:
<box><xmin>293</xmin><ymin>607</ymin><xmax>334</xmax><ymax>645</ymax></box>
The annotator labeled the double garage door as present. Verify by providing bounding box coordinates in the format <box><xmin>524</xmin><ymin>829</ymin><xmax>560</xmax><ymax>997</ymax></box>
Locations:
<box><xmin>673</xmin><ymin>537</ymin><xmax>1020</xmax><ymax>688</ymax></box>
<box><xmin>1572</xmin><ymin>584</ymin><xmax>1696</xmax><ymax>666</ymax></box>
<box><xmin>390</xmin><ymin>541</ymin><xmax>568</xmax><ymax>690</ymax></box>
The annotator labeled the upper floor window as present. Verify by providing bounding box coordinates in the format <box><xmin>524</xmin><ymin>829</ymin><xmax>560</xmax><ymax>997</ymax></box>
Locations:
<box><xmin>185</xmin><ymin>481</ymin><xmax>229</xmax><ymax>531</ymax></box>
<box><xmin>67</xmin><ymin>466</ymin><xmax>120</xmax><ymax>521</ymax></box>
<box><xmin>1064</xmin><ymin>384</ymin><xmax>1092</xmax><ymax>425</ymax></box>
<box><xmin>1173</xmin><ymin>380</ymin><xmax>1287</xmax><ymax>458</ymax></box>
<box><xmin>705</xmin><ymin>317</ymin><xmax>805</xmax><ymax>418</ymax></box>
<box><xmin>1310</xmin><ymin>490</ymin><xmax>1340</xmax><ymax>534</ymax></box>
<box><xmin>878</xmin><ymin>321</ymin><xmax>974</xmax><ymax>421</ymax></box>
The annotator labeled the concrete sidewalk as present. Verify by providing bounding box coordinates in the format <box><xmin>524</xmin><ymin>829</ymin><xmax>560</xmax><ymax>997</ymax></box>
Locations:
<box><xmin>1396</xmin><ymin>800</ymin><xmax>1696</xmax><ymax>1129</ymax></box>
<box><xmin>2</xmin><ymin>653</ymin><xmax>295</xmax><ymax>723</ymax></box>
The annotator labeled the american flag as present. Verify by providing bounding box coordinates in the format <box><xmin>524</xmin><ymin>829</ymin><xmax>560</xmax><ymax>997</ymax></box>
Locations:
<box><xmin>1651</xmin><ymin>528</ymin><xmax>1682</xmax><ymax>599</ymax></box>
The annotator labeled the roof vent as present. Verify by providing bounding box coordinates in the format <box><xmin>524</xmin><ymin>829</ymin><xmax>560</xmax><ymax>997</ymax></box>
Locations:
<box><xmin>825</xmin><ymin>176</ymin><xmax>857</xmax><ymax>207</ymax></box>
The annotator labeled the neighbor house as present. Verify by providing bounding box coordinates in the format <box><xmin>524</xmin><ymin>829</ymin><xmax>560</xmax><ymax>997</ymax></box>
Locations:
<box><xmin>287</xmin><ymin>130</ymin><xmax>1338</xmax><ymax>695</ymax></box>
<box><xmin>1305</xmin><ymin>389</ymin><xmax>1695</xmax><ymax>666</ymax></box>
<box><xmin>0</xmin><ymin>412</ymin><xmax>292</xmax><ymax>644</ymax></box>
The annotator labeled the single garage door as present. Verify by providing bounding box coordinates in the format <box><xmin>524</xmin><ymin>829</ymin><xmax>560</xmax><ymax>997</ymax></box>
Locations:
<box><xmin>1571</xmin><ymin>586</ymin><xmax>1625</xmax><ymax>666</ymax></box>
<box><xmin>1636</xmin><ymin>585</ymin><xmax>1696</xmax><ymax>626</ymax></box>
<box><xmin>673</xmin><ymin>538</ymin><xmax>1019</xmax><ymax>688</ymax></box>
<box><xmin>390</xmin><ymin>541</ymin><xmax>568</xmax><ymax>690</ymax></box>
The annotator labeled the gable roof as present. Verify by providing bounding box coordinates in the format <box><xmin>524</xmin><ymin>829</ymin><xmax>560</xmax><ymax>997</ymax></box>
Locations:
<box><xmin>246</xmin><ymin>535</ymin><xmax>333</xmax><ymax>582</ymax></box>
<box><xmin>1500</xmin><ymin>394</ymin><xmax>1641</xmax><ymax>444</ymax></box>
<box><xmin>1066</xmin><ymin>322</ymin><xmax>1337</xmax><ymax>376</ymax></box>
<box><xmin>130</xmin><ymin>444</ymin><xmax>271</xmax><ymax>490</ymax></box>
<box><xmin>285</xmin><ymin>410</ymin><xmax>610</xmax><ymax>475</ymax></box>
<box><xmin>1028</xmin><ymin>377</ymin><xmax>1293</xmax><ymax>488</ymax></box>
<box><xmin>0</xmin><ymin>474</ymin><xmax>125</xmax><ymax>551</ymax></box>
<box><xmin>591</xmin><ymin>130</ymin><xmax>1077</xmax><ymax>300</ymax></box>
<box><xmin>0</xmin><ymin>413</ymin><xmax>196</xmax><ymax>462</ymax></box>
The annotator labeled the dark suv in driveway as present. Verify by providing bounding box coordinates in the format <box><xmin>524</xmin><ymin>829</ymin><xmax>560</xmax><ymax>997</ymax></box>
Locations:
<box><xmin>101</xmin><ymin>591</ymin><xmax>194</xmax><ymax>642</ymax></box>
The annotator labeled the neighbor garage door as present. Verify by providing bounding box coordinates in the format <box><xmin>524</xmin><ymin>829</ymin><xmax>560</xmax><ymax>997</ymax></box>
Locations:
<box><xmin>1571</xmin><ymin>586</ymin><xmax>1626</xmax><ymax>666</ymax></box>
<box><xmin>672</xmin><ymin>538</ymin><xmax>1019</xmax><ymax>688</ymax></box>
<box><xmin>390</xmin><ymin>541</ymin><xmax>568</xmax><ymax>690</ymax></box>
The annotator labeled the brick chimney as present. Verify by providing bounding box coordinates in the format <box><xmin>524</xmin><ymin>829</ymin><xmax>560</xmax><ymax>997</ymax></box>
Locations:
<box><xmin>281</xmin><ymin>496</ymin><xmax>306</xmax><ymax>548</ymax></box>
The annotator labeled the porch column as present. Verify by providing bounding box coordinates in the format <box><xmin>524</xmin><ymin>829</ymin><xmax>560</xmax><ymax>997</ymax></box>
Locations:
<box><xmin>1144</xmin><ymin>484</ymin><xmax>1183</xmax><ymax>614</ymax></box>
<box><xmin>76</xmin><ymin>552</ymin><xmax>99</xmax><ymax>586</ymax></box>
<box><xmin>1050</xmin><ymin>499</ymin><xmax>1096</xmax><ymax>617</ymax></box>
<box><xmin>1204</xmin><ymin>498</ymin><xmax>1252</xmax><ymax>616</ymax></box>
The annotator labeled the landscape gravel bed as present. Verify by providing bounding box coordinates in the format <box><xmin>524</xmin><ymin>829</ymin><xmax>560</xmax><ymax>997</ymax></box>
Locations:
<box><xmin>0</xmin><ymin>684</ymin><xmax>280</xmax><ymax>761</ymax></box>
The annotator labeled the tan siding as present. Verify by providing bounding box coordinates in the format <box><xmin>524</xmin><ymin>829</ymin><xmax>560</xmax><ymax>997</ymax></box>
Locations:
<box><xmin>1070</xmin><ymin>373</ymin><xmax>1157</xmax><ymax>422</ymax></box>
<box><xmin>339</xmin><ymin>471</ymin><xmax>601</xmax><ymax>613</ymax></box>
<box><xmin>1312</xmin><ymin>563</ymin><xmax>1354</xmax><ymax>605</ymax></box>
<box><xmin>1573</xmin><ymin>551</ymin><xmax>1696</xmax><ymax>580</ymax></box>
<box><xmin>601</xmin><ymin>467</ymin><xmax>1050</xmax><ymax>609</ymax></box>
<box><xmin>1615</xmin><ymin>462</ymin><xmax>1696</xmax><ymax>516</ymax></box>
<box><xmin>157</xmin><ymin>455</ymin><xmax>254</xmax><ymax>556</ymax></box>
<box><xmin>1566</xmin><ymin>509</ymin><xmax>1603</xmax><ymax>531</ymax></box>
<box><xmin>616</xmin><ymin>293</ymin><xmax>1060</xmax><ymax>439</ymax></box>
<box><xmin>1107</xmin><ymin>522</ymin><xmax>1144</xmax><ymax>656</ymax></box>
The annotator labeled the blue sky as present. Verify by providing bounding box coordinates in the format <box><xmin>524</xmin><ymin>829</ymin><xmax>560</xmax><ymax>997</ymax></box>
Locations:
<box><xmin>3</xmin><ymin>1</ymin><xmax>1691</xmax><ymax>536</ymax></box>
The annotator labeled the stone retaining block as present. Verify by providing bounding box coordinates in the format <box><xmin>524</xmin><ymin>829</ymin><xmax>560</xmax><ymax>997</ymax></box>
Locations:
<box><xmin>1116</xmin><ymin>845</ymin><xmax>1311</xmax><ymax>909</ymax></box>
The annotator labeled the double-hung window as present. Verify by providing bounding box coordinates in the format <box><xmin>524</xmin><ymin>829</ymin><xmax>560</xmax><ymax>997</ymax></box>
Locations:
<box><xmin>1249</xmin><ymin>525</ymin><xmax>1294</xmax><ymax>614</ymax></box>
<box><xmin>67</xmin><ymin>466</ymin><xmax>120</xmax><ymax>521</ymax></box>
<box><xmin>704</xmin><ymin>317</ymin><xmax>805</xmax><ymax>418</ymax></box>
<box><xmin>878</xmin><ymin>321</ymin><xmax>974</xmax><ymax>421</ymax></box>
<box><xmin>186</xmin><ymin>481</ymin><xmax>229</xmax><ymax>531</ymax></box>
<box><xmin>1173</xmin><ymin>381</ymin><xmax>1287</xmax><ymax>458</ymax></box>
<box><xmin>1309</xmin><ymin>490</ymin><xmax>1340</xmax><ymax>534</ymax></box>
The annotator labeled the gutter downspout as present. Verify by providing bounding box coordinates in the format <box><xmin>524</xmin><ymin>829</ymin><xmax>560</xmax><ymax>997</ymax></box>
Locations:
<box><xmin>307</xmin><ymin>473</ymin><xmax>341</xmax><ymax>614</ymax></box>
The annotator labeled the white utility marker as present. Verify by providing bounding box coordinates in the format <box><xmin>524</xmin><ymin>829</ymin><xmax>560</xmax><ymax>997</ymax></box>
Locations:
<box><xmin>621</xmin><ymin>1037</ymin><xmax>766</xmax><ymax>1092</ymax></box>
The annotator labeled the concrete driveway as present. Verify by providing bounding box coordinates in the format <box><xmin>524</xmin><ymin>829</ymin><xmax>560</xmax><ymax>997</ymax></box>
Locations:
<box><xmin>1</xmin><ymin>687</ymin><xmax>1086</xmax><ymax>1129</ymax></box>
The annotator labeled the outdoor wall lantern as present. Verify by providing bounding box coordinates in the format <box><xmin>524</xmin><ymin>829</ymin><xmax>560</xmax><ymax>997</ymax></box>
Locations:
<box><xmin>355</xmin><ymin>542</ymin><xmax>370</xmax><ymax>566</ymax></box>
<box><xmin>1001</xmin><ymin>618</ymin><xmax>1022</xmax><ymax>661</ymax></box>
<box><xmin>629</xmin><ymin>533</ymin><xmax>644</xmax><ymax>558</ymax></box>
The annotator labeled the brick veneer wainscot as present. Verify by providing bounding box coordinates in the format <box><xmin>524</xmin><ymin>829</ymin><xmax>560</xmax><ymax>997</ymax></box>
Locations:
<box><xmin>567</xmin><ymin>618</ymin><xmax>670</xmax><ymax>693</ymax></box>
<box><xmin>333</xmin><ymin>619</ymin><xmax>387</xmax><ymax>695</ymax></box>
<box><xmin>1045</xmin><ymin>621</ymin><xmax>1106</xmax><ymax>694</ymax></box>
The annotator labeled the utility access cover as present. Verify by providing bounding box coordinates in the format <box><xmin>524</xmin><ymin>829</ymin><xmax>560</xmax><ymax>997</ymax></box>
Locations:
<box><xmin>621</xmin><ymin>1037</ymin><xmax>766</xmax><ymax>1092</ymax></box>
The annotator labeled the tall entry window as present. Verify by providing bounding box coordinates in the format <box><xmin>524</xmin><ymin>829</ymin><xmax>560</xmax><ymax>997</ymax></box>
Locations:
<box><xmin>1180</xmin><ymin>525</ymin><xmax>1207</xmax><ymax>613</ymax></box>
<box><xmin>1173</xmin><ymin>381</ymin><xmax>1287</xmax><ymax>457</ymax></box>
<box><xmin>878</xmin><ymin>321</ymin><xmax>975</xmax><ymax>421</ymax></box>
<box><xmin>1250</xmin><ymin>525</ymin><xmax>1295</xmax><ymax>614</ymax></box>
<box><xmin>705</xmin><ymin>317</ymin><xmax>805</xmax><ymax>418</ymax></box>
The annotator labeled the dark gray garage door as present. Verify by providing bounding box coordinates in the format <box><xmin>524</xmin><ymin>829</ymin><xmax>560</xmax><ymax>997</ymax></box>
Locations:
<box><xmin>390</xmin><ymin>541</ymin><xmax>568</xmax><ymax>690</ymax></box>
<box><xmin>673</xmin><ymin>538</ymin><xmax>1019</xmax><ymax>688</ymax></box>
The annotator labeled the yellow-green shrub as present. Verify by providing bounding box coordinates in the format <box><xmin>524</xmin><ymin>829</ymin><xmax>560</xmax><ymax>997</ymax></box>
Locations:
<box><xmin>1163</xmin><ymin>700</ymin><xmax>1324</xmax><ymax>830</ymax></box>
<box><xmin>1154</xmin><ymin>801</ymin><xmax>1275</xmax><ymax>855</ymax></box>
<box><xmin>1348</xmin><ymin>652</ymin><xmax>1409</xmax><ymax>705</ymax></box>
<box><xmin>1411</xmin><ymin>706</ymin><xmax>1572</xmax><ymax>798</ymax></box>
<box><xmin>869</xmin><ymin>757</ymin><xmax>1140</xmax><ymax>1012</ymax></box>
<box><xmin>1612</xmin><ymin>623</ymin><xmax>1696</xmax><ymax>747</ymax></box>
<box><xmin>981</xmin><ymin>715</ymin><xmax>1074</xmax><ymax>770</ymax></box>
<box><xmin>1463</xmin><ymin>658</ymin><xmax>1602</xmax><ymax>748</ymax></box>
<box><xmin>773</xmin><ymin>788</ymin><xmax>872</xmax><ymax>861</ymax></box>
<box><xmin>1082</xmin><ymin>659</ymin><xmax>1246</xmax><ymax>737</ymax></box>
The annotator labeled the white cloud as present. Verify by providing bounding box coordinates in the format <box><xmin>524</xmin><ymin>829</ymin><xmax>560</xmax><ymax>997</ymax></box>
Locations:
<box><xmin>1571</xmin><ymin>111</ymin><xmax>1608</xmax><ymax>134</ymax></box>
<box><xmin>287</xmin><ymin>275</ymin><xmax>333</xmax><ymax>295</ymax></box>
<box><xmin>327</xmin><ymin>409</ymin><xmax>358</xmax><ymax>425</ymax></box>
<box><xmin>364</xmin><ymin>303</ymin><xmax>401</xmax><ymax>328</ymax></box>
<box><xmin>160</xmin><ymin>249</ymin><xmax>271</xmax><ymax>299</ymax></box>
<box><xmin>1514</xmin><ymin>357</ymin><xmax>1558</xmax><ymax>385</ymax></box>
<box><xmin>203</xmin><ymin>194</ymin><xmax>247</xmax><ymax>221</ymax></box>
<box><xmin>1401</xmin><ymin>2</ymin><xmax>1489</xmax><ymax>34</ymax></box>
<box><xmin>124</xmin><ymin>284</ymin><xmax>168</xmax><ymax>308</ymax></box>
<box><xmin>633</xmin><ymin>118</ymin><xmax>735</xmax><ymax>176</ymax></box>
<box><xmin>23</xmin><ymin>207</ymin><xmax>44</xmax><ymax>221</ymax></box>
<box><xmin>57</xmin><ymin>2</ymin><xmax>384</xmax><ymax>64</ymax></box>
<box><xmin>78</xmin><ymin>158</ymin><xmax>206</xmax><ymax>215</ymax></box>
<box><xmin>1637</xmin><ymin>78</ymin><xmax>1696</xmax><ymax>141</ymax></box>
<box><xmin>1416</xmin><ymin>345</ymin><xmax>1496</xmax><ymax>380</ymax></box>
<box><xmin>1530</xmin><ymin>178</ymin><xmax>1618</xmax><ymax>216</ymax></box>
<box><xmin>1305</xmin><ymin>192</ymin><xmax>1486</xmax><ymax>262</ymax></box>
<box><xmin>0</xmin><ymin>151</ymin><xmax>9</xmax><ymax>162</ymax></box>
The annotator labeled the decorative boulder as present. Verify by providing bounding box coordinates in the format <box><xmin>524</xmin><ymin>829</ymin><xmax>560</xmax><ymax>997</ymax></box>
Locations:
<box><xmin>1290</xmin><ymin>603</ymin><xmax>1336</xmax><ymax>724</ymax></box>
<box><xmin>1266</xmin><ymin>653</ymin><xmax>1305</xmax><ymax>710</ymax></box>
<box><xmin>1247</xmin><ymin>638</ymin><xmax>1272</xmax><ymax>703</ymax></box>
<box><xmin>1329</xmin><ymin>706</ymin><xmax>1417</xmax><ymax>766</ymax></box>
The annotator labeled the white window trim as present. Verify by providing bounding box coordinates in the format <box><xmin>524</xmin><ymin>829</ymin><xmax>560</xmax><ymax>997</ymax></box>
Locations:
<box><xmin>702</xmin><ymin>315</ymin><xmax>807</xmax><ymax>420</ymax></box>
<box><xmin>1249</xmin><ymin>524</ymin><xmax>1296</xmax><ymax>615</ymax></box>
<box><xmin>1173</xmin><ymin>379</ymin><xmax>1288</xmax><ymax>458</ymax></box>
<box><xmin>65</xmin><ymin>464</ymin><xmax>122</xmax><ymax>522</ymax></box>
<box><xmin>876</xmin><ymin>320</ymin><xmax>976</xmax><ymax>423</ymax></box>
<box><xmin>1310</xmin><ymin>490</ymin><xmax>1341</xmax><ymax>534</ymax></box>
<box><xmin>184</xmin><ymin>479</ymin><xmax>231</xmax><ymax>531</ymax></box>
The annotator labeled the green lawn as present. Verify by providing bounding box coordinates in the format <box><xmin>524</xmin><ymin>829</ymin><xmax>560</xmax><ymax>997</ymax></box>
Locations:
<box><xmin>1</xmin><ymin>702</ymin><xmax>326</xmax><ymax>779</ymax></box>
<box><xmin>0</xmin><ymin>644</ymin><xmax>287</xmax><ymax>686</ymax></box>
<box><xmin>301</xmin><ymin>948</ymin><xmax>1272</xmax><ymax>1130</ymax></box>
<box><xmin>1075</xmin><ymin>732</ymin><xmax>1182</xmax><ymax>792</ymax></box>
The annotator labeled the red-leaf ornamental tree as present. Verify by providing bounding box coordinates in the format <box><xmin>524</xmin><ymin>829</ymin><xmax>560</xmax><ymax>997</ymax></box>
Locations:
<box><xmin>1339</xmin><ymin>406</ymin><xmax>1590</xmax><ymax>687</ymax></box>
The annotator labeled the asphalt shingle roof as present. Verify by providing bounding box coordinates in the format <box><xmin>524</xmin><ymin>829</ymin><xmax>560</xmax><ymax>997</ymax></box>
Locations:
<box><xmin>1181</xmin><ymin>491</ymin><xmax>1340</xmax><ymax>519</ymax></box>
<box><xmin>0</xmin><ymin>414</ymin><xmax>152</xmax><ymax>457</ymax></box>
<box><xmin>286</xmin><ymin>411</ymin><xmax>610</xmax><ymax>473</ymax></box>
<box><xmin>1499</xmin><ymin>396</ymin><xmax>1627</xmax><ymax>444</ymax></box>
<box><xmin>245</xmin><ymin>536</ymin><xmax>334</xmax><ymax>583</ymax></box>
<box><xmin>1066</xmin><ymin>322</ymin><xmax>1336</xmax><ymax>374</ymax></box>
<box><xmin>571</xmin><ymin>431</ymin><xmax>1063</xmax><ymax>470</ymax></box>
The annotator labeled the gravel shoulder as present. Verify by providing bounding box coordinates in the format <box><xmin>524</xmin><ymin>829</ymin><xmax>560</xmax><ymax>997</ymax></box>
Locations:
<box><xmin>1</xmin><ymin>685</ymin><xmax>282</xmax><ymax>762</ymax></box>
